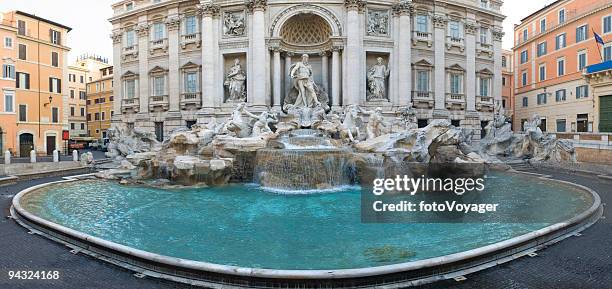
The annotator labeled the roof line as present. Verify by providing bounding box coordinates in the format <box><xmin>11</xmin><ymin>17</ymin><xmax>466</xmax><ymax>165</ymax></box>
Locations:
<box><xmin>15</xmin><ymin>11</ymin><xmax>72</xmax><ymax>32</ymax></box>
<box><xmin>519</xmin><ymin>0</ymin><xmax>564</xmax><ymax>23</ymax></box>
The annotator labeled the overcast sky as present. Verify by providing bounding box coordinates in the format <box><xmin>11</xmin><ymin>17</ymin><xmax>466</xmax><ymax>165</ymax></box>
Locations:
<box><xmin>0</xmin><ymin>0</ymin><xmax>555</xmax><ymax>63</ymax></box>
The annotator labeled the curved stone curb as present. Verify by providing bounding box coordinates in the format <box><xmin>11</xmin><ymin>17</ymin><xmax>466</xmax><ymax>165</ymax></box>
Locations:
<box><xmin>10</xmin><ymin>173</ymin><xmax>603</xmax><ymax>288</ymax></box>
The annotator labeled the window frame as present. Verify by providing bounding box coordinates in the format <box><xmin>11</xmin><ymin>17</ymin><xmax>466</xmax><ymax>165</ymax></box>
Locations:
<box><xmin>3</xmin><ymin>90</ymin><xmax>15</xmax><ymax>113</ymax></box>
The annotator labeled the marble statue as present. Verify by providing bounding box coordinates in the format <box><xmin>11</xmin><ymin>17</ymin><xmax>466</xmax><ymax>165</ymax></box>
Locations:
<box><xmin>367</xmin><ymin>10</ymin><xmax>389</xmax><ymax>36</ymax></box>
<box><xmin>395</xmin><ymin>106</ymin><xmax>418</xmax><ymax>131</ymax></box>
<box><xmin>223</xmin><ymin>103</ymin><xmax>252</xmax><ymax>138</ymax></box>
<box><xmin>242</xmin><ymin>108</ymin><xmax>278</xmax><ymax>137</ymax></box>
<box><xmin>223</xmin><ymin>11</ymin><xmax>245</xmax><ymax>36</ymax></box>
<box><xmin>289</xmin><ymin>54</ymin><xmax>321</xmax><ymax>108</ymax></box>
<box><xmin>224</xmin><ymin>58</ymin><xmax>246</xmax><ymax>102</ymax></box>
<box><xmin>367</xmin><ymin>57</ymin><xmax>390</xmax><ymax>101</ymax></box>
<box><xmin>339</xmin><ymin>105</ymin><xmax>362</xmax><ymax>142</ymax></box>
<box><xmin>360</xmin><ymin>107</ymin><xmax>389</xmax><ymax>140</ymax></box>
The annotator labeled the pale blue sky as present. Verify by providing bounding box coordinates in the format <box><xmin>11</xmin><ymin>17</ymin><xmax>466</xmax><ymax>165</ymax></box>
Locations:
<box><xmin>0</xmin><ymin>0</ymin><xmax>556</xmax><ymax>63</ymax></box>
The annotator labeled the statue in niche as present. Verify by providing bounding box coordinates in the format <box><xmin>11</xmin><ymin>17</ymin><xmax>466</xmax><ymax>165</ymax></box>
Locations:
<box><xmin>224</xmin><ymin>58</ymin><xmax>246</xmax><ymax>102</ymax></box>
<box><xmin>367</xmin><ymin>57</ymin><xmax>390</xmax><ymax>101</ymax></box>
<box><xmin>223</xmin><ymin>11</ymin><xmax>245</xmax><ymax>36</ymax></box>
<box><xmin>360</xmin><ymin>107</ymin><xmax>389</xmax><ymax>139</ymax></box>
<box><xmin>367</xmin><ymin>10</ymin><xmax>389</xmax><ymax>36</ymax></box>
<box><xmin>289</xmin><ymin>54</ymin><xmax>321</xmax><ymax>108</ymax></box>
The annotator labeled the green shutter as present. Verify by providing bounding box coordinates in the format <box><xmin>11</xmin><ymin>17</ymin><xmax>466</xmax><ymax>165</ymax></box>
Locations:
<box><xmin>600</xmin><ymin>95</ymin><xmax>612</xmax><ymax>133</ymax></box>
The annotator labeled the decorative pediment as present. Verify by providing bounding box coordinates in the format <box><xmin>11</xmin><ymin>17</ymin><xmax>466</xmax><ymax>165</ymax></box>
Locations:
<box><xmin>413</xmin><ymin>59</ymin><xmax>433</xmax><ymax>67</ymax></box>
<box><xmin>121</xmin><ymin>70</ymin><xmax>138</xmax><ymax>79</ymax></box>
<box><xmin>478</xmin><ymin>68</ymin><xmax>494</xmax><ymax>76</ymax></box>
<box><xmin>149</xmin><ymin>66</ymin><xmax>168</xmax><ymax>75</ymax></box>
<box><xmin>181</xmin><ymin>61</ymin><xmax>200</xmax><ymax>70</ymax></box>
<box><xmin>446</xmin><ymin>64</ymin><xmax>465</xmax><ymax>72</ymax></box>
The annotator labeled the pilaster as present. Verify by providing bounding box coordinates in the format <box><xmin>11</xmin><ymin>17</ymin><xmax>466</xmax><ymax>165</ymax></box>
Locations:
<box><xmin>432</xmin><ymin>12</ymin><xmax>448</xmax><ymax>116</ymax></box>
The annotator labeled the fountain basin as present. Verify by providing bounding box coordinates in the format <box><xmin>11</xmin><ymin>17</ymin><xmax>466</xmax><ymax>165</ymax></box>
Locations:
<box><xmin>11</xmin><ymin>171</ymin><xmax>602</xmax><ymax>288</ymax></box>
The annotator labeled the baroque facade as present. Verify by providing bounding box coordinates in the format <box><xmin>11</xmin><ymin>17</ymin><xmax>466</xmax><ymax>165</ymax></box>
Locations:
<box><xmin>110</xmin><ymin>0</ymin><xmax>505</xmax><ymax>140</ymax></box>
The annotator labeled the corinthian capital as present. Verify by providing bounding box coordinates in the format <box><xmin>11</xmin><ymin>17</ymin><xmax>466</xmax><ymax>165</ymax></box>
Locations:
<box><xmin>345</xmin><ymin>0</ymin><xmax>366</xmax><ymax>12</ymax></box>
<box><xmin>246</xmin><ymin>0</ymin><xmax>267</xmax><ymax>13</ymax></box>
<box><xmin>492</xmin><ymin>27</ymin><xmax>505</xmax><ymax>42</ymax></box>
<box><xmin>197</xmin><ymin>2</ymin><xmax>220</xmax><ymax>17</ymax></box>
<box><xmin>166</xmin><ymin>15</ymin><xmax>181</xmax><ymax>31</ymax></box>
<box><xmin>432</xmin><ymin>14</ymin><xmax>447</xmax><ymax>29</ymax></box>
<box><xmin>111</xmin><ymin>31</ymin><xmax>123</xmax><ymax>44</ymax></box>
<box><xmin>392</xmin><ymin>0</ymin><xmax>413</xmax><ymax>16</ymax></box>
<box><xmin>135</xmin><ymin>23</ymin><xmax>150</xmax><ymax>36</ymax></box>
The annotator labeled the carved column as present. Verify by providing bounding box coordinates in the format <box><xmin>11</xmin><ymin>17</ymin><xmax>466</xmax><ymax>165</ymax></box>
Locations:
<box><xmin>394</xmin><ymin>1</ymin><xmax>413</xmax><ymax>106</ymax></box>
<box><xmin>272</xmin><ymin>47</ymin><xmax>282</xmax><ymax>108</ymax></box>
<box><xmin>432</xmin><ymin>13</ymin><xmax>448</xmax><ymax>117</ymax></box>
<box><xmin>320</xmin><ymin>51</ymin><xmax>329</xmax><ymax>93</ymax></box>
<box><xmin>247</xmin><ymin>0</ymin><xmax>268</xmax><ymax>107</ymax></box>
<box><xmin>465</xmin><ymin>19</ymin><xmax>477</xmax><ymax>112</ymax></box>
<box><xmin>166</xmin><ymin>14</ymin><xmax>181</xmax><ymax>112</ymax></box>
<box><xmin>492</xmin><ymin>26</ymin><xmax>504</xmax><ymax>104</ymax></box>
<box><xmin>284</xmin><ymin>52</ymin><xmax>293</xmax><ymax>98</ymax></box>
<box><xmin>135</xmin><ymin>21</ymin><xmax>150</xmax><ymax>113</ymax></box>
<box><xmin>344</xmin><ymin>0</ymin><xmax>365</xmax><ymax>105</ymax></box>
<box><xmin>331</xmin><ymin>46</ymin><xmax>341</xmax><ymax>107</ymax></box>
<box><xmin>198</xmin><ymin>2</ymin><xmax>219</xmax><ymax>112</ymax></box>
<box><xmin>110</xmin><ymin>30</ymin><xmax>123</xmax><ymax>123</ymax></box>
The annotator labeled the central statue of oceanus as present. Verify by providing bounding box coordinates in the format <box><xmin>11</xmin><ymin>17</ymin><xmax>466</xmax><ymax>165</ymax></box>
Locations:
<box><xmin>283</xmin><ymin>54</ymin><xmax>330</xmax><ymax>112</ymax></box>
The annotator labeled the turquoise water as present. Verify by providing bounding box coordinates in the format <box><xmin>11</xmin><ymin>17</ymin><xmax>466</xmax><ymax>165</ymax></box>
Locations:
<box><xmin>20</xmin><ymin>172</ymin><xmax>592</xmax><ymax>270</ymax></box>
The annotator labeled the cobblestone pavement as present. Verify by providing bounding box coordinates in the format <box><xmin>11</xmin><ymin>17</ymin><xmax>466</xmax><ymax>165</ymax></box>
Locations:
<box><xmin>0</xmin><ymin>168</ymin><xmax>610</xmax><ymax>289</ymax></box>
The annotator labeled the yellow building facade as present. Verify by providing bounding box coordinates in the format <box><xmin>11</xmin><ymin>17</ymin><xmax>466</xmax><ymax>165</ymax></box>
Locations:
<box><xmin>87</xmin><ymin>66</ymin><xmax>114</xmax><ymax>139</ymax></box>
<box><xmin>2</xmin><ymin>11</ymin><xmax>71</xmax><ymax>157</ymax></box>
<box><xmin>68</xmin><ymin>56</ymin><xmax>110</xmax><ymax>138</ymax></box>
<box><xmin>0</xmin><ymin>12</ymin><xmax>17</xmax><ymax>155</ymax></box>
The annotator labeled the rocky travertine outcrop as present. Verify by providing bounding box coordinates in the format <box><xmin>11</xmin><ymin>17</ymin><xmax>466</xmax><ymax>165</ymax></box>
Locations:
<box><xmin>105</xmin><ymin>127</ymin><xmax>161</xmax><ymax>160</ymax></box>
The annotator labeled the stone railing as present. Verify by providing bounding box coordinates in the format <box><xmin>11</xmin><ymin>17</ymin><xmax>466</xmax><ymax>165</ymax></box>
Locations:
<box><xmin>180</xmin><ymin>92</ymin><xmax>202</xmax><ymax>109</ymax></box>
<box><xmin>412</xmin><ymin>91</ymin><xmax>434</xmax><ymax>108</ymax></box>
<box><xmin>181</xmin><ymin>33</ymin><xmax>201</xmax><ymax>48</ymax></box>
<box><xmin>446</xmin><ymin>36</ymin><xmax>464</xmax><ymax>49</ymax></box>
<box><xmin>149</xmin><ymin>95</ymin><xmax>169</xmax><ymax>112</ymax></box>
<box><xmin>476</xmin><ymin>95</ymin><xmax>494</xmax><ymax>111</ymax></box>
<box><xmin>122</xmin><ymin>45</ymin><xmax>138</xmax><ymax>60</ymax></box>
<box><xmin>412</xmin><ymin>31</ymin><xmax>432</xmax><ymax>46</ymax></box>
<box><xmin>121</xmin><ymin>98</ymin><xmax>140</xmax><ymax>113</ymax></box>
<box><xmin>149</xmin><ymin>38</ymin><xmax>168</xmax><ymax>54</ymax></box>
<box><xmin>445</xmin><ymin>93</ymin><xmax>465</xmax><ymax>109</ymax></box>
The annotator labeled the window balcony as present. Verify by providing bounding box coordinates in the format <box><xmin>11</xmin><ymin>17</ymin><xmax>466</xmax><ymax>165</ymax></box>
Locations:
<box><xmin>477</xmin><ymin>42</ymin><xmax>493</xmax><ymax>57</ymax></box>
<box><xmin>412</xmin><ymin>91</ymin><xmax>434</xmax><ymax>108</ymax></box>
<box><xmin>122</xmin><ymin>45</ymin><xmax>138</xmax><ymax>61</ymax></box>
<box><xmin>445</xmin><ymin>93</ymin><xmax>466</xmax><ymax>110</ymax></box>
<box><xmin>476</xmin><ymin>95</ymin><xmax>494</xmax><ymax>111</ymax></box>
<box><xmin>149</xmin><ymin>38</ymin><xmax>168</xmax><ymax>54</ymax></box>
<box><xmin>180</xmin><ymin>92</ymin><xmax>202</xmax><ymax>109</ymax></box>
<box><xmin>412</xmin><ymin>31</ymin><xmax>433</xmax><ymax>47</ymax></box>
<box><xmin>121</xmin><ymin>97</ymin><xmax>140</xmax><ymax>113</ymax></box>
<box><xmin>446</xmin><ymin>36</ymin><xmax>465</xmax><ymax>51</ymax></box>
<box><xmin>181</xmin><ymin>33</ymin><xmax>201</xmax><ymax>49</ymax></box>
<box><xmin>149</xmin><ymin>95</ymin><xmax>169</xmax><ymax>112</ymax></box>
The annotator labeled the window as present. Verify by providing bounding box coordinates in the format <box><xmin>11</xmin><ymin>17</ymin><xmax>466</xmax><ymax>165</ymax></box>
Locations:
<box><xmin>80</xmin><ymin>107</ymin><xmax>85</xmax><ymax>116</ymax></box>
<box><xmin>539</xmin><ymin>64</ymin><xmax>546</xmax><ymax>81</ymax></box>
<box><xmin>186</xmin><ymin>120</ymin><xmax>197</xmax><ymax>129</ymax></box>
<box><xmin>185</xmin><ymin>15</ymin><xmax>197</xmax><ymax>35</ymax></box>
<box><xmin>80</xmin><ymin>75</ymin><xmax>84</xmax><ymax>83</ymax></box>
<box><xmin>49</xmin><ymin>77</ymin><xmax>61</xmax><ymax>93</ymax></box>
<box><xmin>50</xmin><ymin>29</ymin><xmax>61</xmax><ymax>45</ymax></box>
<box><xmin>52</xmin><ymin>107</ymin><xmax>59</xmax><ymax>123</ymax></box>
<box><xmin>70</xmin><ymin>90</ymin><xmax>74</xmax><ymax>98</ymax></box>
<box><xmin>605</xmin><ymin>15</ymin><xmax>612</xmax><ymax>34</ymax></box>
<box><xmin>555</xmin><ymin>89</ymin><xmax>566</xmax><ymax>102</ymax></box>
<box><xmin>153</xmin><ymin>76</ymin><xmax>165</xmax><ymax>96</ymax></box>
<box><xmin>94</xmin><ymin>112</ymin><xmax>100</xmax><ymax>121</ymax></box>
<box><xmin>480</xmin><ymin>0</ymin><xmax>489</xmax><ymax>9</ymax></box>
<box><xmin>540</xmin><ymin>18</ymin><xmax>546</xmax><ymax>32</ymax></box>
<box><xmin>522</xmin><ymin>97</ymin><xmax>528</xmax><ymax>107</ymax></box>
<box><xmin>2</xmin><ymin>64</ymin><xmax>15</xmax><ymax>79</ymax></box>
<box><xmin>479</xmin><ymin>78</ymin><xmax>490</xmax><ymax>97</ymax></box>
<box><xmin>184</xmin><ymin>72</ymin><xmax>197</xmax><ymax>93</ymax></box>
<box><xmin>19</xmin><ymin>104</ymin><xmax>27</xmax><ymax>121</ymax></box>
<box><xmin>537</xmin><ymin>93</ymin><xmax>547</xmax><ymax>104</ymax></box>
<box><xmin>126</xmin><ymin>2</ymin><xmax>133</xmax><ymax>11</ymax></box>
<box><xmin>502</xmin><ymin>56</ymin><xmax>507</xmax><ymax>67</ymax></box>
<box><xmin>502</xmin><ymin>76</ymin><xmax>506</xmax><ymax>86</ymax></box>
<box><xmin>125</xmin><ymin>79</ymin><xmax>136</xmax><ymax>98</ymax></box>
<box><xmin>416</xmin><ymin>15</ymin><xmax>428</xmax><ymax>33</ymax></box>
<box><xmin>4</xmin><ymin>91</ymin><xmax>14</xmax><ymax>112</ymax></box>
<box><xmin>578</xmin><ymin>51</ymin><xmax>587</xmax><ymax>70</ymax></box>
<box><xmin>539</xmin><ymin>118</ymin><xmax>547</xmax><ymax>132</ymax></box>
<box><xmin>155</xmin><ymin>122</ymin><xmax>164</xmax><ymax>142</ymax></box>
<box><xmin>557</xmin><ymin>58</ymin><xmax>565</xmax><ymax>76</ymax></box>
<box><xmin>102</xmin><ymin>112</ymin><xmax>105</xmax><ymax>120</ymax></box>
<box><xmin>125</xmin><ymin>30</ymin><xmax>135</xmax><ymax>47</ymax></box>
<box><xmin>70</xmin><ymin>106</ymin><xmax>75</xmax><ymax>116</ymax></box>
<box><xmin>537</xmin><ymin>42</ymin><xmax>547</xmax><ymax>57</ymax></box>
<box><xmin>520</xmin><ymin>50</ymin><xmax>528</xmax><ymax>64</ymax></box>
<box><xmin>577</xmin><ymin>114</ymin><xmax>588</xmax><ymax>132</ymax></box>
<box><xmin>17</xmin><ymin>20</ymin><xmax>25</xmax><ymax>36</ymax></box>
<box><xmin>18</xmin><ymin>44</ymin><xmax>26</xmax><ymax>60</ymax></box>
<box><xmin>4</xmin><ymin>37</ymin><xmax>12</xmax><ymax>48</ymax></box>
<box><xmin>556</xmin><ymin>119</ymin><xmax>566</xmax><ymax>132</ymax></box>
<box><xmin>153</xmin><ymin>23</ymin><xmax>165</xmax><ymax>41</ymax></box>
<box><xmin>576</xmin><ymin>85</ymin><xmax>589</xmax><ymax>98</ymax></box>
<box><xmin>449</xmin><ymin>21</ymin><xmax>461</xmax><ymax>40</ymax></box>
<box><xmin>522</xmin><ymin>71</ymin><xmax>528</xmax><ymax>86</ymax></box>
<box><xmin>522</xmin><ymin>29</ymin><xmax>528</xmax><ymax>42</ymax></box>
<box><xmin>604</xmin><ymin>43</ymin><xmax>611</xmax><ymax>61</ymax></box>
<box><xmin>559</xmin><ymin>9</ymin><xmax>565</xmax><ymax>24</ymax></box>
<box><xmin>555</xmin><ymin>33</ymin><xmax>566</xmax><ymax>50</ymax></box>
<box><xmin>450</xmin><ymin>74</ymin><xmax>462</xmax><ymax>94</ymax></box>
<box><xmin>80</xmin><ymin>123</ymin><xmax>85</xmax><ymax>130</ymax></box>
<box><xmin>70</xmin><ymin>123</ymin><xmax>75</xmax><ymax>130</ymax></box>
<box><xmin>16</xmin><ymin>72</ymin><xmax>30</xmax><ymax>89</ymax></box>
<box><xmin>79</xmin><ymin>91</ymin><xmax>86</xmax><ymax>99</ymax></box>
<box><xmin>417</xmin><ymin>70</ymin><xmax>429</xmax><ymax>92</ymax></box>
<box><xmin>51</xmin><ymin>52</ymin><xmax>58</xmax><ymax>67</ymax></box>
<box><xmin>480</xmin><ymin>27</ymin><xmax>489</xmax><ymax>44</ymax></box>
<box><xmin>87</xmin><ymin>114</ymin><xmax>91</xmax><ymax>121</ymax></box>
<box><xmin>576</xmin><ymin>25</ymin><xmax>588</xmax><ymax>43</ymax></box>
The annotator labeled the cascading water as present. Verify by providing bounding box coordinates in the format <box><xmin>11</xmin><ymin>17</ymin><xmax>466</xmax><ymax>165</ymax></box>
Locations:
<box><xmin>254</xmin><ymin>129</ymin><xmax>356</xmax><ymax>190</ymax></box>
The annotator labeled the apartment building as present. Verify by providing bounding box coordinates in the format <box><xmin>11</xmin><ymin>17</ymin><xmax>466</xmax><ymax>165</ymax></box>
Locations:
<box><xmin>87</xmin><ymin>66</ymin><xmax>114</xmax><ymax>139</ymax></box>
<box><xmin>1</xmin><ymin>11</ymin><xmax>72</xmax><ymax>157</ymax></box>
<box><xmin>0</xmin><ymin>13</ymin><xmax>17</xmax><ymax>155</ymax></box>
<box><xmin>513</xmin><ymin>0</ymin><xmax>612</xmax><ymax>133</ymax></box>
<box><xmin>501</xmin><ymin>49</ymin><xmax>514</xmax><ymax>126</ymax></box>
<box><xmin>67</xmin><ymin>55</ymin><xmax>111</xmax><ymax>138</ymax></box>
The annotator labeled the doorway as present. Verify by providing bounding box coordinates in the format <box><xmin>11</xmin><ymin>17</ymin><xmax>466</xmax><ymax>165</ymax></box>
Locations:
<box><xmin>46</xmin><ymin>135</ymin><xmax>56</xmax><ymax>155</ymax></box>
<box><xmin>19</xmin><ymin>133</ymin><xmax>34</xmax><ymax>157</ymax></box>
